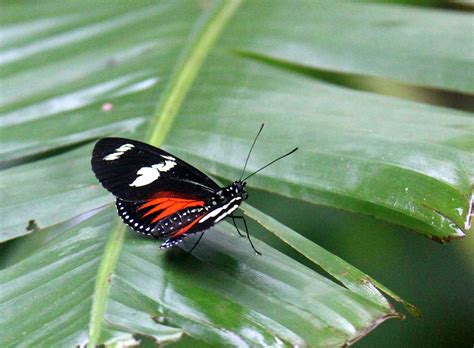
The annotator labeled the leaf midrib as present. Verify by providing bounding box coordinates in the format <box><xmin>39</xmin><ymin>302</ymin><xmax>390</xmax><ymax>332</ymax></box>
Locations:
<box><xmin>86</xmin><ymin>1</ymin><xmax>242</xmax><ymax>346</ymax></box>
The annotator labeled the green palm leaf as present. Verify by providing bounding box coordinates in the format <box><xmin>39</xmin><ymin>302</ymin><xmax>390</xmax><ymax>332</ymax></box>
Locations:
<box><xmin>1</xmin><ymin>0</ymin><xmax>471</xmax><ymax>346</ymax></box>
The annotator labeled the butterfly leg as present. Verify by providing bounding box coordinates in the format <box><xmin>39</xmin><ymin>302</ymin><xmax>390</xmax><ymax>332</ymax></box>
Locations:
<box><xmin>231</xmin><ymin>216</ymin><xmax>245</xmax><ymax>237</ymax></box>
<box><xmin>231</xmin><ymin>215</ymin><xmax>262</xmax><ymax>256</ymax></box>
<box><xmin>187</xmin><ymin>232</ymin><xmax>205</xmax><ymax>254</ymax></box>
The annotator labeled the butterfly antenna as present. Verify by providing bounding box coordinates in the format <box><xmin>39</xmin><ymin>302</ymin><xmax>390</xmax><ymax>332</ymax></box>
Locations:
<box><xmin>242</xmin><ymin>147</ymin><xmax>298</xmax><ymax>182</ymax></box>
<box><xmin>240</xmin><ymin>123</ymin><xmax>265</xmax><ymax>180</ymax></box>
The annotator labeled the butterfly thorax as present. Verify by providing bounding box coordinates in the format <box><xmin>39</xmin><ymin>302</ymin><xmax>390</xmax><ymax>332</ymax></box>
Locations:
<box><xmin>205</xmin><ymin>180</ymin><xmax>248</xmax><ymax>210</ymax></box>
<box><xmin>198</xmin><ymin>180</ymin><xmax>248</xmax><ymax>225</ymax></box>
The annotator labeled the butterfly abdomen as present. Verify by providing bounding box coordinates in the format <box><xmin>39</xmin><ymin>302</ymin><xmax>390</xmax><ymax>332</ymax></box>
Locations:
<box><xmin>153</xmin><ymin>206</ymin><xmax>207</xmax><ymax>238</ymax></box>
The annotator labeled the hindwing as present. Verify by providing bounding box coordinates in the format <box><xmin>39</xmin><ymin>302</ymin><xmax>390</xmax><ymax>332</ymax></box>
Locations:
<box><xmin>116</xmin><ymin>197</ymin><xmax>207</xmax><ymax>242</ymax></box>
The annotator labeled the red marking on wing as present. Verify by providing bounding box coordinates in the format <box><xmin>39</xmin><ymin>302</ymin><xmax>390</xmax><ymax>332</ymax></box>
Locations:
<box><xmin>141</xmin><ymin>200</ymin><xmax>175</xmax><ymax>217</ymax></box>
<box><xmin>138</xmin><ymin>197</ymin><xmax>205</xmax><ymax>223</ymax></box>
<box><xmin>172</xmin><ymin>214</ymin><xmax>205</xmax><ymax>237</ymax></box>
<box><xmin>151</xmin><ymin>202</ymin><xmax>191</xmax><ymax>223</ymax></box>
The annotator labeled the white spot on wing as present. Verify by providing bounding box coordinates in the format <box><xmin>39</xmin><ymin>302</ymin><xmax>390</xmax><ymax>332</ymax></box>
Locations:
<box><xmin>129</xmin><ymin>159</ymin><xmax>177</xmax><ymax>187</ymax></box>
<box><xmin>129</xmin><ymin>167</ymin><xmax>160</xmax><ymax>187</ymax></box>
<box><xmin>153</xmin><ymin>160</ymin><xmax>176</xmax><ymax>172</ymax></box>
<box><xmin>104</xmin><ymin>143</ymin><xmax>134</xmax><ymax>161</ymax></box>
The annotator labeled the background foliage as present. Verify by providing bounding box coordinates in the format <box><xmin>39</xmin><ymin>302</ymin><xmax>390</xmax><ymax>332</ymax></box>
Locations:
<box><xmin>1</xmin><ymin>0</ymin><xmax>473</xmax><ymax>347</ymax></box>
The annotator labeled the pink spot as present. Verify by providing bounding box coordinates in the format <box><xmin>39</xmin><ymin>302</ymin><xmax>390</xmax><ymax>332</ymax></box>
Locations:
<box><xmin>102</xmin><ymin>103</ymin><xmax>113</xmax><ymax>112</ymax></box>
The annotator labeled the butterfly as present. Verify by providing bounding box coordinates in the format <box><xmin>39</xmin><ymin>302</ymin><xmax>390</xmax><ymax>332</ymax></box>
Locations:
<box><xmin>91</xmin><ymin>124</ymin><xmax>297</xmax><ymax>254</ymax></box>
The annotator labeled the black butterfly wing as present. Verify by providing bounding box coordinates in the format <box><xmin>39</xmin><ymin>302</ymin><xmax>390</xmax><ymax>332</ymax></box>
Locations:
<box><xmin>91</xmin><ymin>137</ymin><xmax>220</xmax><ymax>202</ymax></box>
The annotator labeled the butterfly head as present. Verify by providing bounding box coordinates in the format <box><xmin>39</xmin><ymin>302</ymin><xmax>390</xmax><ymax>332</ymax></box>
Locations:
<box><xmin>216</xmin><ymin>181</ymin><xmax>248</xmax><ymax>202</ymax></box>
<box><xmin>233</xmin><ymin>180</ymin><xmax>248</xmax><ymax>200</ymax></box>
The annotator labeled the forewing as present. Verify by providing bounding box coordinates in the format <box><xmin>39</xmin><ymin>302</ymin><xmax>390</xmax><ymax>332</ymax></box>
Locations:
<box><xmin>91</xmin><ymin>138</ymin><xmax>219</xmax><ymax>201</ymax></box>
